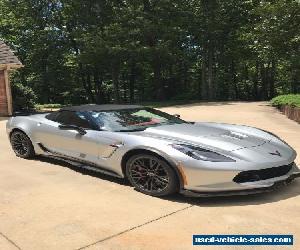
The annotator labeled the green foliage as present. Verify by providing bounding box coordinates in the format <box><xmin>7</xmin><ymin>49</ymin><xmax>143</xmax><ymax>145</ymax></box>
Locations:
<box><xmin>0</xmin><ymin>0</ymin><xmax>299</xmax><ymax>105</ymax></box>
<box><xmin>11</xmin><ymin>82</ymin><xmax>37</xmax><ymax>111</ymax></box>
<box><xmin>35</xmin><ymin>103</ymin><xmax>63</xmax><ymax>110</ymax></box>
<box><xmin>271</xmin><ymin>95</ymin><xmax>300</xmax><ymax>108</ymax></box>
<box><xmin>170</xmin><ymin>91</ymin><xmax>198</xmax><ymax>101</ymax></box>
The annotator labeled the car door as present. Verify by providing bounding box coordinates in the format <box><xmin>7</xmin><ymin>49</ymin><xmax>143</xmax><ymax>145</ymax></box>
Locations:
<box><xmin>36</xmin><ymin>111</ymin><xmax>118</xmax><ymax>166</ymax></box>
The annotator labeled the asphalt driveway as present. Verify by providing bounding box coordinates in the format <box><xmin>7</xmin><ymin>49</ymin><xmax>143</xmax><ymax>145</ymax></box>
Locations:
<box><xmin>0</xmin><ymin>102</ymin><xmax>299</xmax><ymax>250</ymax></box>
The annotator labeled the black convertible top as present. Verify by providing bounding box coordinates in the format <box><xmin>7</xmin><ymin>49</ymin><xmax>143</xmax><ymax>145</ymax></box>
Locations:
<box><xmin>60</xmin><ymin>104</ymin><xmax>143</xmax><ymax>112</ymax></box>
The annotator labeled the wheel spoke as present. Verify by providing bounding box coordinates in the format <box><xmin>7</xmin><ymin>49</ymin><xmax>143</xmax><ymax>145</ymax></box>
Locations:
<box><xmin>129</xmin><ymin>156</ymin><xmax>169</xmax><ymax>193</ymax></box>
<box><xmin>150</xmin><ymin>159</ymin><xmax>159</xmax><ymax>170</ymax></box>
<box><xmin>131</xmin><ymin>169</ymin><xmax>147</xmax><ymax>177</ymax></box>
<box><xmin>151</xmin><ymin>178</ymin><xmax>159</xmax><ymax>190</ymax></box>
<box><xmin>154</xmin><ymin>176</ymin><xmax>169</xmax><ymax>185</ymax></box>
<box><xmin>133</xmin><ymin>161</ymin><xmax>147</xmax><ymax>170</ymax></box>
<box><xmin>11</xmin><ymin>132</ymin><xmax>30</xmax><ymax>156</ymax></box>
<box><xmin>144</xmin><ymin>178</ymin><xmax>152</xmax><ymax>191</ymax></box>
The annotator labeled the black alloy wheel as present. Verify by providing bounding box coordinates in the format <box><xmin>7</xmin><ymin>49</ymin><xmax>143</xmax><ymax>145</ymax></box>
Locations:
<box><xmin>126</xmin><ymin>154</ymin><xmax>178</xmax><ymax>196</ymax></box>
<box><xmin>10</xmin><ymin>131</ymin><xmax>35</xmax><ymax>158</ymax></box>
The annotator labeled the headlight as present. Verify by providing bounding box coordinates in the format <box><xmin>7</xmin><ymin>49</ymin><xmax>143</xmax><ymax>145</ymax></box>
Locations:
<box><xmin>171</xmin><ymin>144</ymin><xmax>235</xmax><ymax>162</ymax></box>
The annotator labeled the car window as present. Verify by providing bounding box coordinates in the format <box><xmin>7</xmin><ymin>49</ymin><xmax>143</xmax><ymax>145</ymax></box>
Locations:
<box><xmin>55</xmin><ymin>111</ymin><xmax>93</xmax><ymax>129</ymax></box>
<box><xmin>89</xmin><ymin>108</ymin><xmax>186</xmax><ymax>131</ymax></box>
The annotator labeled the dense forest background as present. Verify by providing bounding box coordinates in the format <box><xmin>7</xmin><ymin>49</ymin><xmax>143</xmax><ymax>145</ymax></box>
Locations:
<box><xmin>0</xmin><ymin>0</ymin><xmax>299</xmax><ymax>106</ymax></box>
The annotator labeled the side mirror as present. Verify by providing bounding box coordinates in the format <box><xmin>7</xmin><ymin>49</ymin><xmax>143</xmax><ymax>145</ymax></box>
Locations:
<box><xmin>58</xmin><ymin>124</ymin><xmax>87</xmax><ymax>135</ymax></box>
<box><xmin>174</xmin><ymin>114</ymin><xmax>181</xmax><ymax>118</ymax></box>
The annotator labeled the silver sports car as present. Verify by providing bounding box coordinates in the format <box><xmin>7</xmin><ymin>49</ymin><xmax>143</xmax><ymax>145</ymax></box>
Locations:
<box><xmin>6</xmin><ymin>104</ymin><xmax>300</xmax><ymax>197</ymax></box>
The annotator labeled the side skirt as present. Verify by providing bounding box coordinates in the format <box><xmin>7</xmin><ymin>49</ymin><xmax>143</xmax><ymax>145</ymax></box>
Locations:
<box><xmin>37</xmin><ymin>143</ymin><xmax>123</xmax><ymax>179</ymax></box>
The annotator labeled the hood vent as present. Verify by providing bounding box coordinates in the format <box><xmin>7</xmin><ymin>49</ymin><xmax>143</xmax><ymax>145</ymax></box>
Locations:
<box><xmin>222</xmin><ymin>131</ymin><xmax>249</xmax><ymax>140</ymax></box>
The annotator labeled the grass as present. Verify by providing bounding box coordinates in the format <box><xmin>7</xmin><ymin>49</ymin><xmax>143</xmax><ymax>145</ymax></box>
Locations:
<box><xmin>270</xmin><ymin>94</ymin><xmax>300</xmax><ymax>108</ymax></box>
<box><xmin>35</xmin><ymin>103</ymin><xmax>63</xmax><ymax>110</ymax></box>
<box><xmin>35</xmin><ymin>97</ymin><xmax>300</xmax><ymax>111</ymax></box>
<box><xmin>34</xmin><ymin>100</ymin><xmax>199</xmax><ymax>111</ymax></box>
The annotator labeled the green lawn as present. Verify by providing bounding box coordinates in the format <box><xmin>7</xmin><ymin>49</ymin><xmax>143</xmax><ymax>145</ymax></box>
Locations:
<box><xmin>35</xmin><ymin>96</ymin><xmax>300</xmax><ymax>111</ymax></box>
<box><xmin>35</xmin><ymin>100</ymin><xmax>200</xmax><ymax>111</ymax></box>
<box><xmin>35</xmin><ymin>103</ymin><xmax>63</xmax><ymax>110</ymax></box>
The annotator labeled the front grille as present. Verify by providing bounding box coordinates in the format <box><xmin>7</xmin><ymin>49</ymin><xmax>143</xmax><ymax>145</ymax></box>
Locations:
<box><xmin>233</xmin><ymin>163</ymin><xmax>294</xmax><ymax>183</ymax></box>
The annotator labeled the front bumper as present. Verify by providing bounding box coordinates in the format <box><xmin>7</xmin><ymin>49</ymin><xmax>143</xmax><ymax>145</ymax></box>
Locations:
<box><xmin>180</xmin><ymin>172</ymin><xmax>300</xmax><ymax>197</ymax></box>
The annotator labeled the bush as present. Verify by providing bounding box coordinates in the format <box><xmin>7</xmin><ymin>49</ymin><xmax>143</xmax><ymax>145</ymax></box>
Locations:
<box><xmin>270</xmin><ymin>94</ymin><xmax>300</xmax><ymax>108</ymax></box>
<box><xmin>35</xmin><ymin>103</ymin><xmax>63</xmax><ymax>110</ymax></box>
<box><xmin>11</xmin><ymin>82</ymin><xmax>37</xmax><ymax>111</ymax></box>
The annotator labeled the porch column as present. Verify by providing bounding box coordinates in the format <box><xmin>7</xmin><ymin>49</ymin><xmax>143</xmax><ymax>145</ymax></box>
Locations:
<box><xmin>0</xmin><ymin>68</ymin><xmax>13</xmax><ymax>116</ymax></box>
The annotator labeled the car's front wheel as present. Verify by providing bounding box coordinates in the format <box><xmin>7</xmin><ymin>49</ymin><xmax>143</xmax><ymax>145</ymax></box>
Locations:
<box><xmin>10</xmin><ymin>131</ymin><xmax>35</xmax><ymax>159</ymax></box>
<box><xmin>126</xmin><ymin>154</ymin><xmax>178</xmax><ymax>196</ymax></box>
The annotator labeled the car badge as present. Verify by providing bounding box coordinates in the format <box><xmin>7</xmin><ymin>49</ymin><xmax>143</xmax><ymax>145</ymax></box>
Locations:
<box><xmin>269</xmin><ymin>150</ymin><xmax>282</xmax><ymax>157</ymax></box>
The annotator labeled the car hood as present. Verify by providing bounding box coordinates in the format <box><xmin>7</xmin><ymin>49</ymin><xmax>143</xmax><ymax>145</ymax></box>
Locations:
<box><xmin>141</xmin><ymin>123</ymin><xmax>267</xmax><ymax>152</ymax></box>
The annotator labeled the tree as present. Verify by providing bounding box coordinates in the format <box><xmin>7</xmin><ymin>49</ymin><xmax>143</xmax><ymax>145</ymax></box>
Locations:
<box><xmin>0</xmin><ymin>0</ymin><xmax>299</xmax><ymax>106</ymax></box>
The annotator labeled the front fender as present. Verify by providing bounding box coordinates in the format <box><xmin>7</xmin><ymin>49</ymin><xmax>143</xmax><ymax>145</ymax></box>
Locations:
<box><xmin>6</xmin><ymin>116</ymin><xmax>44</xmax><ymax>154</ymax></box>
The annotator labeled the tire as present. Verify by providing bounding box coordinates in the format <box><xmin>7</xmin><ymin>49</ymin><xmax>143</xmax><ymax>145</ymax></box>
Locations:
<box><xmin>10</xmin><ymin>131</ymin><xmax>35</xmax><ymax>159</ymax></box>
<box><xmin>126</xmin><ymin>153</ymin><xmax>178</xmax><ymax>196</ymax></box>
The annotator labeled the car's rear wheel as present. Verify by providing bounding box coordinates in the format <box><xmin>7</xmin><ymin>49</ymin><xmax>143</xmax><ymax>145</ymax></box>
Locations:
<box><xmin>126</xmin><ymin>154</ymin><xmax>178</xmax><ymax>196</ymax></box>
<box><xmin>10</xmin><ymin>131</ymin><xmax>35</xmax><ymax>159</ymax></box>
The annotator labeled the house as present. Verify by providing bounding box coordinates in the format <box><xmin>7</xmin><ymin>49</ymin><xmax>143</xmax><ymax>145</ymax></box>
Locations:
<box><xmin>0</xmin><ymin>41</ymin><xmax>23</xmax><ymax>116</ymax></box>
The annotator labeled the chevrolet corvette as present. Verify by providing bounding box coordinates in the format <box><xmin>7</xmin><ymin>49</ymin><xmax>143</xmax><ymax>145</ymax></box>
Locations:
<box><xmin>6</xmin><ymin>104</ymin><xmax>300</xmax><ymax>197</ymax></box>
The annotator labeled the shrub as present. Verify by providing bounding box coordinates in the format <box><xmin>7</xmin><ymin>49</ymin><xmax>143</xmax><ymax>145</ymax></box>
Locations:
<box><xmin>270</xmin><ymin>94</ymin><xmax>300</xmax><ymax>108</ymax></box>
<box><xmin>35</xmin><ymin>103</ymin><xmax>63</xmax><ymax>110</ymax></box>
<box><xmin>11</xmin><ymin>82</ymin><xmax>37</xmax><ymax>111</ymax></box>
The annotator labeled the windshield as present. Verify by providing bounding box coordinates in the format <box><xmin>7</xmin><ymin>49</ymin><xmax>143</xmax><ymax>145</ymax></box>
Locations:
<box><xmin>89</xmin><ymin>108</ymin><xmax>186</xmax><ymax>132</ymax></box>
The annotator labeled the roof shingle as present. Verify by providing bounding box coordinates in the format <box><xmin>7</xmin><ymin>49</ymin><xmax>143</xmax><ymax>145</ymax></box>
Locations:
<box><xmin>0</xmin><ymin>41</ymin><xmax>23</xmax><ymax>68</ymax></box>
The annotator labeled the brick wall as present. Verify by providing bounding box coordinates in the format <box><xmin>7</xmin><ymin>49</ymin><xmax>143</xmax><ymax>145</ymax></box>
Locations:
<box><xmin>0</xmin><ymin>70</ymin><xmax>8</xmax><ymax>116</ymax></box>
<box><xmin>280</xmin><ymin>105</ymin><xmax>300</xmax><ymax>124</ymax></box>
